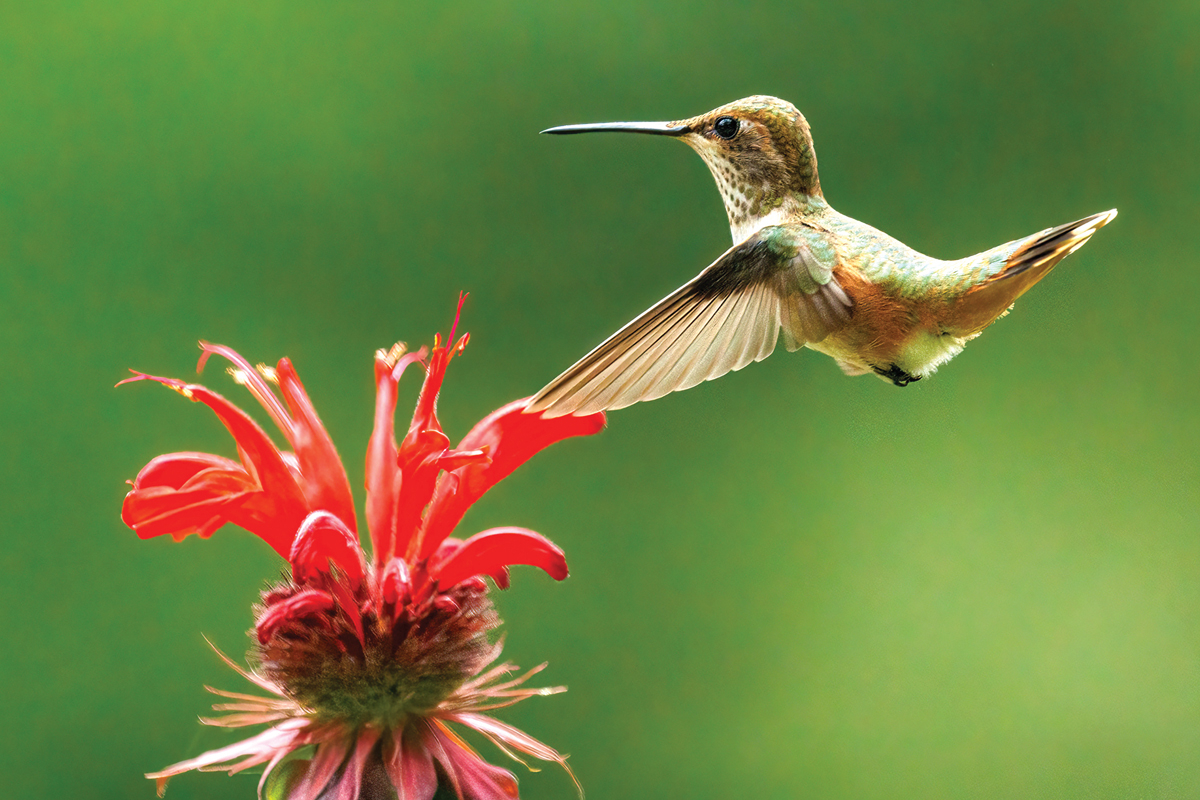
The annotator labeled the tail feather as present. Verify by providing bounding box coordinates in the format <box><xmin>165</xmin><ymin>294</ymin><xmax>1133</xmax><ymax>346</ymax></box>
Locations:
<box><xmin>950</xmin><ymin>209</ymin><xmax>1117</xmax><ymax>336</ymax></box>
<box><xmin>1002</xmin><ymin>209</ymin><xmax>1117</xmax><ymax>279</ymax></box>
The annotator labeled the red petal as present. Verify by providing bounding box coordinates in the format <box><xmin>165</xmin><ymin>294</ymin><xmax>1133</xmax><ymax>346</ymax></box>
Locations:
<box><xmin>454</xmin><ymin>755</ymin><xmax>519</xmax><ymax>800</ymax></box>
<box><xmin>365</xmin><ymin>349</ymin><xmax>425</xmax><ymax>565</ymax></box>
<box><xmin>195</xmin><ymin>345</ymin><xmax>357</xmax><ymax>538</ymax></box>
<box><xmin>197</xmin><ymin>343</ymin><xmax>294</xmax><ymax>434</ymax></box>
<box><xmin>275</xmin><ymin>358</ymin><xmax>358</xmax><ymax>534</ymax></box>
<box><xmin>122</xmin><ymin>470</ymin><xmax>253</xmax><ymax>540</ymax></box>
<box><xmin>488</xmin><ymin>567</ymin><xmax>511</xmax><ymax>590</ymax></box>
<box><xmin>379</xmin><ymin>557</ymin><xmax>412</xmax><ymax>608</ymax></box>
<box><xmin>128</xmin><ymin>452</ymin><xmax>242</xmax><ymax>490</ymax></box>
<box><xmin>123</xmin><ymin>494</ymin><xmax>235</xmax><ymax>541</ymax></box>
<box><xmin>432</xmin><ymin>595</ymin><xmax>460</xmax><ymax>614</ymax></box>
<box><xmin>255</xmin><ymin>588</ymin><xmax>335</xmax><ymax>643</ymax></box>
<box><xmin>401</xmin><ymin>352</ymin><xmax>450</xmax><ymax>458</ymax></box>
<box><xmin>402</xmin><ymin>296</ymin><xmax>470</xmax><ymax>454</ymax></box>
<box><xmin>400</xmin><ymin>428</ymin><xmax>451</xmax><ymax>470</ymax></box>
<box><xmin>288</xmin><ymin>737</ymin><xmax>350</xmax><ymax>800</ymax></box>
<box><xmin>328</xmin><ymin>728</ymin><xmax>381</xmax><ymax>800</ymax></box>
<box><xmin>120</xmin><ymin>372</ymin><xmax>309</xmax><ymax>557</ymax></box>
<box><xmin>432</xmin><ymin>527</ymin><xmax>568</xmax><ymax>592</ymax></box>
<box><xmin>429</xmin><ymin>722</ymin><xmax>519</xmax><ymax>800</ymax></box>
<box><xmin>433</xmin><ymin>447</ymin><xmax>490</xmax><ymax>474</ymax></box>
<box><xmin>400</xmin><ymin>446</ymin><xmax>495</xmax><ymax>560</ymax></box>
<box><xmin>401</xmin><ymin>299</ymin><xmax>469</xmax><ymax>463</ymax></box>
<box><xmin>418</xmin><ymin>399</ymin><xmax>605</xmax><ymax>559</ymax></box>
<box><xmin>122</xmin><ymin>376</ymin><xmax>296</xmax><ymax>492</ymax></box>
<box><xmin>289</xmin><ymin>511</ymin><xmax>366</xmax><ymax>590</ymax></box>
<box><xmin>425</xmin><ymin>536</ymin><xmax>508</xmax><ymax>592</ymax></box>
<box><xmin>383</xmin><ymin>727</ymin><xmax>438</xmax><ymax>800</ymax></box>
<box><xmin>391</xmin><ymin>450</ymin><xmax>450</xmax><ymax>562</ymax></box>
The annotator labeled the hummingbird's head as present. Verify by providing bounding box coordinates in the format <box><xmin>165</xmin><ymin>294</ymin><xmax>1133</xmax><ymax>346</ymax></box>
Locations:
<box><xmin>543</xmin><ymin>96</ymin><xmax>822</xmax><ymax>241</ymax></box>
<box><xmin>670</xmin><ymin>95</ymin><xmax>821</xmax><ymax>200</ymax></box>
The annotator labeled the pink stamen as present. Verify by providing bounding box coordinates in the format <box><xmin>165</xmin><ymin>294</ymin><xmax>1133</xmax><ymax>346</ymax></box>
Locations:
<box><xmin>198</xmin><ymin>342</ymin><xmax>297</xmax><ymax>441</ymax></box>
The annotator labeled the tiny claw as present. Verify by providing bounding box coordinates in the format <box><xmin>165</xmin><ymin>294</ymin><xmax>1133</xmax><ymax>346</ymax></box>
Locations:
<box><xmin>873</xmin><ymin>363</ymin><xmax>921</xmax><ymax>387</ymax></box>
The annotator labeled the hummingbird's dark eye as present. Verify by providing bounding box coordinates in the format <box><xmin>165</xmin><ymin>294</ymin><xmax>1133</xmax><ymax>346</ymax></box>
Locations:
<box><xmin>713</xmin><ymin>116</ymin><xmax>739</xmax><ymax>140</ymax></box>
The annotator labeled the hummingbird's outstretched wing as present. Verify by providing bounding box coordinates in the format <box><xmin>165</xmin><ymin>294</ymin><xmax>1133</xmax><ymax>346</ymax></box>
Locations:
<box><xmin>527</xmin><ymin>225</ymin><xmax>852</xmax><ymax>417</ymax></box>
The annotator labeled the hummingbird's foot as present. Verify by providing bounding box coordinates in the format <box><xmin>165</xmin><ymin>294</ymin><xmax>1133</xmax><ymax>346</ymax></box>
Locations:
<box><xmin>873</xmin><ymin>363</ymin><xmax>922</xmax><ymax>387</ymax></box>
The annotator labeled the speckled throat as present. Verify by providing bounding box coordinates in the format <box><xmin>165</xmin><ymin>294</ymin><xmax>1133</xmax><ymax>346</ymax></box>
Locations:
<box><xmin>696</xmin><ymin>151</ymin><xmax>824</xmax><ymax>241</ymax></box>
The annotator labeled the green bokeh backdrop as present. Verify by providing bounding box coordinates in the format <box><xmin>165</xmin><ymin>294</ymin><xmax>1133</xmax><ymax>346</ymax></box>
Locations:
<box><xmin>3</xmin><ymin>1</ymin><xmax>1198</xmax><ymax>798</ymax></box>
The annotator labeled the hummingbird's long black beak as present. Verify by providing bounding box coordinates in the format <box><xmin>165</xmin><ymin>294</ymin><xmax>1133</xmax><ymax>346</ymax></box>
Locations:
<box><xmin>540</xmin><ymin>121</ymin><xmax>689</xmax><ymax>136</ymax></box>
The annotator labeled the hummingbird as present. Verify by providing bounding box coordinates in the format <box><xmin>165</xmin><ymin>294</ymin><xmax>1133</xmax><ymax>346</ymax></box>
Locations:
<box><xmin>526</xmin><ymin>95</ymin><xmax>1116</xmax><ymax>418</ymax></box>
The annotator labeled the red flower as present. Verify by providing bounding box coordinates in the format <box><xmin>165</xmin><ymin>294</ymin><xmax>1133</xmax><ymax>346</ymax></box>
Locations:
<box><xmin>122</xmin><ymin>301</ymin><xmax>604</xmax><ymax>799</ymax></box>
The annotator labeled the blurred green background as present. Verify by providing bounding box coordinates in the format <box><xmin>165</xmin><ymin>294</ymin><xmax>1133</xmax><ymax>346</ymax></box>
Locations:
<box><xmin>3</xmin><ymin>0</ymin><xmax>1198</xmax><ymax>798</ymax></box>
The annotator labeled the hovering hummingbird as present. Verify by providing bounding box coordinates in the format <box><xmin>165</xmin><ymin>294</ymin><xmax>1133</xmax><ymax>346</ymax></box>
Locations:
<box><xmin>526</xmin><ymin>95</ymin><xmax>1116</xmax><ymax>418</ymax></box>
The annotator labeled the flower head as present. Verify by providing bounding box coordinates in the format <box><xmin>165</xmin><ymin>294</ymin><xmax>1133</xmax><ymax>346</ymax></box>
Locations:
<box><xmin>122</xmin><ymin>301</ymin><xmax>604</xmax><ymax>799</ymax></box>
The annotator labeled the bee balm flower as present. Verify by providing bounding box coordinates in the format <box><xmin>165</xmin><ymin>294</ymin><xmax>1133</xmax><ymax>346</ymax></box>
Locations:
<box><xmin>121</xmin><ymin>306</ymin><xmax>604</xmax><ymax>799</ymax></box>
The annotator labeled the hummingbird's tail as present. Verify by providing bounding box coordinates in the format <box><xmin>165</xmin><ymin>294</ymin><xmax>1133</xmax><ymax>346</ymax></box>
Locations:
<box><xmin>998</xmin><ymin>208</ymin><xmax>1117</xmax><ymax>280</ymax></box>
<box><xmin>951</xmin><ymin>208</ymin><xmax>1117</xmax><ymax>336</ymax></box>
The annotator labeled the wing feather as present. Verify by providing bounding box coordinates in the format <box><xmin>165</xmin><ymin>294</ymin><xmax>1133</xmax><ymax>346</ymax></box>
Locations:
<box><xmin>664</xmin><ymin>293</ymin><xmax>738</xmax><ymax>391</ymax></box>
<box><xmin>532</xmin><ymin>292</ymin><xmax>694</xmax><ymax>409</ymax></box>
<box><xmin>707</xmin><ymin>286</ymin><xmax>757</xmax><ymax>378</ymax></box>
<box><xmin>527</xmin><ymin>226</ymin><xmax>853</xmax><ymax>417</ymax></box>
<box><xmin>587</xmin><ymin>295</ymin><xmax>717</xmax><ymax>411</ymax></box>
<box><xmin>618</xmin><ymin>296</ymin><xmax>727</xmax><ymax>405</ymax></box>
<box><xmin>728</xmin><ymin>283</ymin><xmax>780</xmax><ymax>372</ymax></box>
